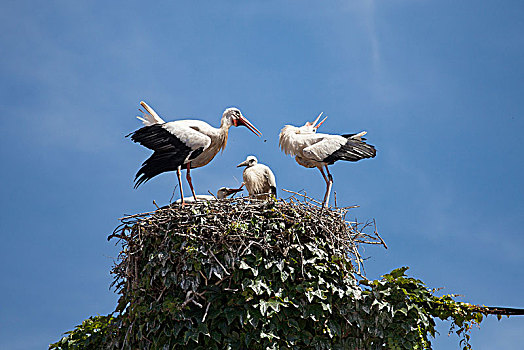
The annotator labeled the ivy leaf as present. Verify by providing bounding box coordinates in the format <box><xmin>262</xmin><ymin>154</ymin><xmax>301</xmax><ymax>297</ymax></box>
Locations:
<box><xmin>321</xmin><ymin>302</ymin><xmax>332</xmax><ymax>314</ymax></box>
<box><xmin>267</xmin><ymin>298</ymin><xmax>281</xmax><ymax>313</ymax></box>
<box><xmin>249</xmin><ymin>279</ymin><xmax>268</xmax><ymax>296</ymax></box>
<box><xmin>258</xmin><ymin>300</ymin><xmax>269</xmax><ymax>316</ymax></box>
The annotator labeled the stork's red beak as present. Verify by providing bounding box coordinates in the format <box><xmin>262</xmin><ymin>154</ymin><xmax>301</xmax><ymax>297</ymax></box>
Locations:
<box><xmin>315</xmin><ymin>116</ymin><xmax>328</xmax><ymax>129</ymax></box>
<box><xmin>308</xmin><ymin>112</ymin><xmax>327</xmax><ymax>129</ymax></box>
<box><xmin>237</xmin><ymin>115</ymin><xmax>262</xmax><ymax>137</ymax></box>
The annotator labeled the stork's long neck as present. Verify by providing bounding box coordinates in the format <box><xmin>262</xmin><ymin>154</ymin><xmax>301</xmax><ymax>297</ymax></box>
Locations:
<box><xmin>217</xmin><ymin>118</ymin><xmax>233</xmax><ymax>152</ymax></box>
<box><xmin>279</xmin><ymin>125</ymin><xmax>301</xmax><ymax>156</ymax></box>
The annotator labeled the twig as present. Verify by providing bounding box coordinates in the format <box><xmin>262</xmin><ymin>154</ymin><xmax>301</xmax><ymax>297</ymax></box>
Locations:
<box><xmin>202</xmin><ymin>302</ymin><xmax>211</xmax><ymax>322</ymax></box>
<box><xmin>281</xmin><ymin>188</ymin><xmax>323</xmax><ymax>205</ymax></box>
<box><xmin>209</xmin><ymin>250</ymin><xmax>230</xmax><ymax>276</ymax></box>
<box><xmin>372</xmin><ymin>219</ymin><xmax>387</xmax><ymax>249</ymax></box>
<box><xmin>169</xmin><ymin>183</ymin><xmax>179</xmax><ymax>203</ymax></box>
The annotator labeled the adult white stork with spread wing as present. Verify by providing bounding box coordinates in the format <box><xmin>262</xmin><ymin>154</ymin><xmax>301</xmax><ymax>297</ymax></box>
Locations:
<box><xmin>279</xmin><ymin>113</ymin><xmax>376</xmax><ymax>207</ymax></box>
<box><xmin>236</xmin><ymin>155</ymin><xmax>277</xmax><ymax>200</ymax></box>
<box><xmin>129</xmin><ymin>101</ymin><xmax>262</xmax><ymax>204</ymax></box>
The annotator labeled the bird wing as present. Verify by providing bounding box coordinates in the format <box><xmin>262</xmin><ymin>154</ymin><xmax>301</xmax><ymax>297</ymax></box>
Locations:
<box><xmin>264</xmin><ymin>166</ymin><xmax>277</xmax><ymax>188</ymax></box>
<box><xmin>162</xmin><ymin>122</ymin><xmax>212</xmax><ymax>152</ymax></box>
<box><xmin>322</xmin><ymin>136</ymin><xmax>376</xmax><ymax>164</ymax></box>
<box><xmin>301</xmin><ymin>135</ymin><xmax>347</xmax><ymax>162</ymax></box>
<box><xmin>263</xmin><ymin>165</ymin><xmax>277</xmax><ymax>196</ymax></box>
<box><xmin>129</xmin><ymin>123</ymin><xmax>211</xmax><ymax>187</ymax></box>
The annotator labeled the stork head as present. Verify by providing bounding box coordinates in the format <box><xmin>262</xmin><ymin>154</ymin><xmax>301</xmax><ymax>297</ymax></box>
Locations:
<box><xmin>300</xmin><ymin>112</ymin><xmax>328</xmax><ymax>133</ymax></box>
<box><xmin>222</xmin><ymin>108</ymin><xmax>262</xmax><ymax>137</ymax></box>
<box><xmin>216</xmin><ymin>186</ymin><xmax>244</xmax><ymax>199</ymax></box>
<box><xmin>237</xmin><ymin>155</ymin><xmax>258</xmax><ymax>168</ymax></box>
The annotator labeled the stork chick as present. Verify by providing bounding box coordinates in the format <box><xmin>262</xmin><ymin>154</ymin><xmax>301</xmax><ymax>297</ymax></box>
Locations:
<box><xmin>129</xmin><ymin>101</ymin><xmax>262</xmax><ymax>204</ymax></box>
<box><xmin>279</xmin><ymin>113</ymin><xmax>376</xmax><ymax>207</ymax></box>
<box><xmin>175</xmin><ymin>186</ymin><xmax>243</xmax><ymax>203</ymax></box>
<box><xmin>236</xmin><ymin>156</ymin><xmax>277</xmax><ymax>200</ymax></box>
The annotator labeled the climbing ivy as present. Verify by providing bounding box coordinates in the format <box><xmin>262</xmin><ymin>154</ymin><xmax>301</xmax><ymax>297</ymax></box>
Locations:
<box><xmin>358</xmin><ymin>267</ymin><xmax>484</xmax><ymax>349</ymax></box>
<box><xmin>49</xmin><ymin>315</ymin><xmax>115</xmax><ymax>350</ymax></box>
<box><xmin>50</xmin><ymin>199</ymin><xmax>489</xmax><ymax>349</ymax></box>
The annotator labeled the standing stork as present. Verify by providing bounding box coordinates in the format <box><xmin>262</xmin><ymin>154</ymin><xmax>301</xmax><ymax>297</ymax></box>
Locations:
<box><xmin>129</xmin><ymin>101</ymin><xmax>262</xmax><ymax>204</ymax></box>
<box><xmin>236</xmin><ymin>155</ymin><xmax>277</xmax><ymax>200</ymax></box>
<box><xmin>279</xmin><ymin>113</ymin><xmax>376</xmax><ymax>207</ymax></box>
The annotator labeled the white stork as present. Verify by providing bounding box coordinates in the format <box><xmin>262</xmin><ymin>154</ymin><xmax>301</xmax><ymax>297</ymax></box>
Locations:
<box><xmin>236</xmin><ymin>155</ymin><xmax>277</xmax><ymax>200</ymax></box>
<box><xmin>129</xmin><ymin>101</ymin><xmax>262</xmax><ymax>204</ymax></box>
<box><xmin>279</xmin><ymin>113</ymin><xmax>376</xmax><ymax>207</ymax></box>
<box><xmin>175</xmin><ymin>186</ymin><xmax>243</xmax><ymax>203</ymax></box>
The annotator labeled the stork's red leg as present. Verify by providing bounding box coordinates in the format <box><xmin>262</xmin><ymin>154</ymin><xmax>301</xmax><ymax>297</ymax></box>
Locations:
<box><xmin>319</xmin><ymin>166</ymin><xmax>333</xmax><ymax>208</ymax></box>
<box><xmin>176</xmin><ymin>166</ymin><xmax>185</xmax><ymax>205</ymax></box>
<box><xmin>186</xmin><ymin>163</ymin><xmax>198</xmax><ymax>201</ymax></box>
<box><xmin>319</xmin><ymin>167</ymin><xmax>329</xmax><ymax>184</ymax></box>
<box><xmin>325</xmin><ymin>165</ymin><xmax>334</xmax><ymax>183</ymax></box>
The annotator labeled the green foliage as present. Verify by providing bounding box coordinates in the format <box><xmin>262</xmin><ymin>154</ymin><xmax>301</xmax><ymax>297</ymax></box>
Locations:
<box><xmin>358</xmin><ymin>267</ymin><xmax>485</xmax><ymax>349</ymax></box>
<box><xmin>49</xmin><ymin>315</ymin><xmax>115</xmax><ymax>350</ymax></box>
<box><xmin>50</xmin><ymin>199</ymin><xmax>489</xmax><ymax>349</ymax></box>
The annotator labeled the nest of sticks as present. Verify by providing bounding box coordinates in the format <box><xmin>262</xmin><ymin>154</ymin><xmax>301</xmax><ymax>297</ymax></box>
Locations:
<box><xmin>106</xmin><ymin>193</ymin><xmax>388</xmax><ymax>348</ymax></box>
<box><xmin>110</xmin><ymin>192</ymin><xmax>386</xmax><ymax>289</ymax></box>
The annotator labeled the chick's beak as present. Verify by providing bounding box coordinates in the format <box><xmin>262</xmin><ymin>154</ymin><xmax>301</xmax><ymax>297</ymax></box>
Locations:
<box><xmin>226</xmin><ymin>187</ymin><xmax>244</xmax><ymax>195</ymax></box>
<box><xmin>237</xmin><ymin>160</ymin><xmax>249</xmax><ymax>167</ymax></box>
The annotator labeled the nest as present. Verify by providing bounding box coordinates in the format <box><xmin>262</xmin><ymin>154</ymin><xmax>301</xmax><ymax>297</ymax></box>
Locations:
<box><xmin>107</xmin><ymin>195</ymin><xmax>388</xmax><ymax>349</ymax></box>
<box><xmin>110</xmin><ymin>194</ymin><xmax>386</xmax><ymax>287</ymax></box>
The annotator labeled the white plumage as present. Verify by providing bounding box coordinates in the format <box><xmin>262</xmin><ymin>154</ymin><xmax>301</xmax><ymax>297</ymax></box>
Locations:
<box><xmin>237</xmin><ymin>156</ymin><xmax>277</xmax><ymax>200</ymax></box>
<box><xmin>279</xmin><ymin>113</ymin><xmax>376</xmax><ymax>206</ymax></box>
<box><xmin>136</xmin><ymin>101</ymin><xmax>165</xmax><ymax>125</ymax></box>
<box><xmin>129</xmin><ymin>101</ymin><xmax>262</xmax><ymax>204</ymax></box>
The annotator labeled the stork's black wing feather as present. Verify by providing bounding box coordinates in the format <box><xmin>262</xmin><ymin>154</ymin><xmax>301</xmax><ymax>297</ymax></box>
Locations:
<box><xmin>129</xmin><ymin>124</ymin><xmax>203</xmax><ymax>188</ymax></box>
<box><xmin>323</xmin><ymin>138</ymin><xmax>376</xmax><ymax>164</ymax></box>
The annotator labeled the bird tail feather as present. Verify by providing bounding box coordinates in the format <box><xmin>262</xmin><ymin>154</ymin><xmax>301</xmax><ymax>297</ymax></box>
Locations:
<box><xmin>137</xmin><ymin>101</ymin><xmax>165</xmax><ymax>126</ymax></box>
<box><xmin>134</xmin><ymin>152</ymin><xmax>185</xmax><ymax>188</ymax></box>
<box><xmin>323</xmin><ymin>139</ymin><xmax>376</xmax><ymax>164</ymax></box>
<box><xmin>351</xmin><ymin>131</ymin><xmax>367</xmax><ymax>140</ymax></box>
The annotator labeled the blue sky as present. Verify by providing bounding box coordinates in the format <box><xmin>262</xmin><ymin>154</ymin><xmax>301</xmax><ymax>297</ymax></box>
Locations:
<box><xmin>1</xmin><ymin>1</ymin><xmax>523</xmax><ymax>348</ymax></box>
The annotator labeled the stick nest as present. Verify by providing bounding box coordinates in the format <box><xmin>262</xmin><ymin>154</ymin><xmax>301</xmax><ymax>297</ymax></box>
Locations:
<box><xmin>111</xmin><ymin>196</ymin><xmax>385</xmax><ymax>287</ymax></box>
<box><xmin>107</xmin><ymin>197</ymin><xmax>387</xmax><ymax>349</ymax></box>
